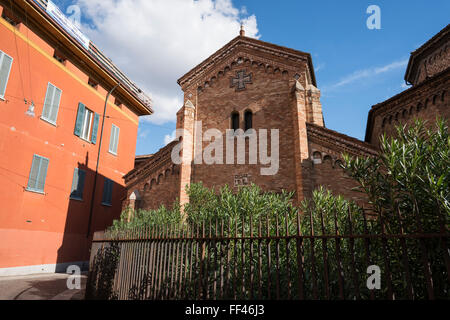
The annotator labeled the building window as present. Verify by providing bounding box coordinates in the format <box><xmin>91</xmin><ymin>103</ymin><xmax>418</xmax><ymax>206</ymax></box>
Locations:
<box><xmin>109</xmin><ymin>124</ymin><xmax>120</xmax><ymax>155</ymax></box>
<box><xmin>244</xmin><ymin>110</ymin><xmax>253</xmax><ymax>131</ymax></box>
<box><xmin>231</xmin><ymin>112</ymin><xmax>239</xmax><ymax>131</ymax></box>
<box><xmin>312</xmin><ymin>151</ymin><xmax>322</xmax><ymax>164</ymax></box>
<box><xmin>26</xmin><ymin>155</ymin><xmax>49</xmax><ymax>194</ymax></box>
<box><xmin>0</xmin><ymin>50</ymin><xmax>13</xmax><ymax>99</ymax></box>
<box><xmin>88</xmin><ymin>77</ymin><xmax>98</xmax><ymax>89</ymax></box>
<box><xmin>102</xmin><ymin>178</ymin><xmax>113</xmax><ymax>206</ymax></box>
<box><xmin>114</xmin><ymin>97</ymin><xmax>122</xmax><ymax>107</ymax></box>
<box><xmin>53</xmin><ymin>49</ymin><xmax>66</xmax><ymax>64</ymax></box>
<box><xmin>41</xmin><ymin>83</ymin><xmax>62</xmax><ymax>125</ymax></box>
<box><xmin>1</xmin><ymin>9</ymin><xmax>21</xmax><ymax>27</ymax></box>
<box><xmin>81</xmin><ymin>108</ymin><xmax>94</xmax><ymax>141</ymax></box>
<box><xmin>70</xmin><ymin>168</ymin><xmax>86</xmax><ymax>200</ymax></box>
<box><xmin>74</xmin><ymin>102</ymin><xmax>100</xmax><ymax>144</ymax></box>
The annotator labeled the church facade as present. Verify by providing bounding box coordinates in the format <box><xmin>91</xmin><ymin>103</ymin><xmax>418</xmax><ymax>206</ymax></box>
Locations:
<box><xmin>123</xmin><ymin>25</ymin><xmax>449</xmax><ymax>213</ymax></box>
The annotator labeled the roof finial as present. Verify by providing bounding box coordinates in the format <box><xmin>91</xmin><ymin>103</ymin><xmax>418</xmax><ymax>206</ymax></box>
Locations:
<box><xmin>240</xmin><ymin>23</ymin><xmax>245</xmax><ymax>37</ymax></box>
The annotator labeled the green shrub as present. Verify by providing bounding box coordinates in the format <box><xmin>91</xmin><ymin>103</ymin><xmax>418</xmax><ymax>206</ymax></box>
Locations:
<box><xmin>100</xmin><ymin>118</ymin><xmax>448</xmax><ymax>299</ymax></box>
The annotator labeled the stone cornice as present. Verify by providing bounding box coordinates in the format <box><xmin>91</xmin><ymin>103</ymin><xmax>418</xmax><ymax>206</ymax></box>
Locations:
<box><xmin>405</xmin><ymin>24</ymin><xmax>449</xmax><ymax>84</ymax></box>
<box><xmin>365</xmin><ymin>69</ymin><xmax>449</xmax><ymax>142</ymax></box>
<box><xmin>177</xmin><ymin>35</ymin><xmax>316</xmax><ymax>90</ymax></box>
<box><xmin>307</xmin><ymin>123</ymin><xmax>378</xmax><ymax>157</ymax></box>
<box><xmin>124</xmin><ymin>141</ymin><xmax>177</xmax><ymax>185</ymax></box>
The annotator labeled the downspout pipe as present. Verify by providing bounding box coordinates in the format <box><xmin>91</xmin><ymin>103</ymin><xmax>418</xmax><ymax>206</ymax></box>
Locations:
<box><xmin>86</xmin><ymin>82</ymin><xmax>120</xmax><ymax>237</ymax></box>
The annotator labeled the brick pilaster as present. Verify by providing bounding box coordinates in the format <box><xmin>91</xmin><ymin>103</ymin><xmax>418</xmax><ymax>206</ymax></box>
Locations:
<box><xmin>306</xmin><ymin>84</ymin><xmax>324</xmax><ymax>127</ymax></box>
<box><xmin>291</xmin><ymin>80</ymin><xmax>310</xmax><ymax>204</ymax></box>
<box><xmin>176</xmin><ymin>99</ymin><xmax>196</xmax><ymax>212</ymax></box>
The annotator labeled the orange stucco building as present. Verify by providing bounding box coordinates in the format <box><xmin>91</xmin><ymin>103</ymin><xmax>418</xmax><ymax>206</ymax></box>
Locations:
<box><xmin>0</xmin><ymin>0</ymin><xmax>152</xmax><ymax>275</ymax></box>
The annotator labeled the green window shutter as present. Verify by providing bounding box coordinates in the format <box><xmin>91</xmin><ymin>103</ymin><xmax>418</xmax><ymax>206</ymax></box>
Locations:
<box><xmin>101</xmin><ymin>178</ymin><xmax>107</xmax><ymax>204</ymax></box>
<box><xmin>70</xmin><ymin>168</ymin><xmax>79</xmax><ymax>198</ymax></box>
<box><xmin>102</xmin><ymin>178</ymin><xmax>113</xmax><ymax>205</ymax></box>
<box><xmin>0</xmin><ymin>51</ymin><xmax>13</xmax><ymax>98</ymax></box>
<box><xmin>70</xmin><ymin>168</ymin><xmax>86</xmax><ymax>199</ymax></box>
<box><xmin>91</xmin><ymin>113</ymin><xmax>100</xmax><ymax>144</ymax></box>
<box><xmin>78</xmin><ymin>169</ymin><xmax>86</xmax><ymax>199</ymax></box>
<box><xmin>27</xmin><ymin>155</ymin><xmax>49</xmax><ymax>193</ymax></box>
<box><xmin>74</xmin><ymin>102</ymin><xmax>86</xmax><ymax>136</ymax></box>
<box><xmin>107</xmin><ymin>179</ymin><xmax>113</xmax><ymax>204</ymax></box>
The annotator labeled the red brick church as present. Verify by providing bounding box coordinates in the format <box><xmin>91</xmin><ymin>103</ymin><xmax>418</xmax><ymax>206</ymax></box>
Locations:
<box><xmin>123</xmin><ymin>24</ymin><xmax>449</xmax><ymax>212</ymax></box>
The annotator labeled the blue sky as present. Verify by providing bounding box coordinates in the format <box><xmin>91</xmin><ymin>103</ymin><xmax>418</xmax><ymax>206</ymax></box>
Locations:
<box><xmin>53</xmin><ymin>0</ymin><xmax>449</xmax><ymax>155</ymax></box>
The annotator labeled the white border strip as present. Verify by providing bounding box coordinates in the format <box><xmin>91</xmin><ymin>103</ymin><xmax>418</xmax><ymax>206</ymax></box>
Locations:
<box><xmin>0</xmin><ymin>261</ymin><xmax>89</xmax><ymax>277</ymax></box>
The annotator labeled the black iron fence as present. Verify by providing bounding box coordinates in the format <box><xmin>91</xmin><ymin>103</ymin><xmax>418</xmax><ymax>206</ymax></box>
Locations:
<box><xmin>85</xmin><ymin>209</ymin><xmax>449</xmax><ymax>300</ymax></box>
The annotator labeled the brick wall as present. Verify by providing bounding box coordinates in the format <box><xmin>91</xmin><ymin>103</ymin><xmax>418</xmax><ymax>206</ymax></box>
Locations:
<box><xmin>368</xmin><ymin>70</ymin><xmax>449</xmax><ymax>147</ymax></box>
<box><xmin>122</xmin><ymin>142</ymin><xmax>180</xmax><ymax>212</ymax></box>
<box><xmin>413</xmin><ymin>42</ymin><xmax>449</xmax><ymax>85</ymax></box>
<box><xmin>124</xmin><ymin>34</ymin><xmax>449</xmax><ymax>215</ymax></box>
<box><xmin>306</xmin><ymin>124</ymin><xmax>378</xmax><ymax>206</ymax></box>
<box><xmin>190</xmin><ymin>59</ymin><xmax>300</xmax><ymax>195</ymax></box>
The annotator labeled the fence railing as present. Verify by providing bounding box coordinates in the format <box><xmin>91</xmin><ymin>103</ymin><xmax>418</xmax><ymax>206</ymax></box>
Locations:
<box><xmin>85</xmin><ymin>209</ymin><xmax>450</xmax><ymax>300</ymax></box>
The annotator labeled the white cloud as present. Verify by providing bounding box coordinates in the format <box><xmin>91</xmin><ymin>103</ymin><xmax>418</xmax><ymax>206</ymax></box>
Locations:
<box><xmin>323</xmin><ymin>59</ymin><xmax>408</xmax><ymax>91</ymax></box>
<box><xmin>164</xmin><ymin>130</ymin><xmax>177</xmax><ymax>145</ymax></box>
<box><xmin>138</xmin><ymin>128</ymin><xmax>149</xmax><ymax>138</ymax></box>
<box><xmin>76</xmin><ymin>0</ymin><xmax>259</xmax><ymax>124</ymax></box>
<box><xmin>315</xmin><ymin>63</ymin><xmax>325</xmax><ymax>72</ymax></box>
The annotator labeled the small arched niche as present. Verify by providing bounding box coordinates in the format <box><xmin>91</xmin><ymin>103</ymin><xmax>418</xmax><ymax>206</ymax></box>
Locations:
<box><xmin>312</xmin><ymin>151</ymin><xmax>322</xmax><ymax>164</ymax></box>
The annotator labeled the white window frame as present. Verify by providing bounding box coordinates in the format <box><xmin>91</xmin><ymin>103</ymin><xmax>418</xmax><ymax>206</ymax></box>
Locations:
<box><xmin>0</xmin><ymin>50</ymin><xmax>13</xmax><ymax>100</ymax></box>
<box><xmin>80</xmin><ymin>108</ymin><xmax>94</xmax><ymax>142</ymax></box>
<box><xmin>40</xmin><ymin>82</ymin><xmax>62</xmax><ymax>126</ymax></box>
<box><xmin>108</xmin><ymin>124</ymin><xmax>120</xmax><ymax>155</ymax></box>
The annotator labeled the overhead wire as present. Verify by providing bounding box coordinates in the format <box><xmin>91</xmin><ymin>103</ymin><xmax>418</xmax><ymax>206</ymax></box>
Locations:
<box><xmin>8</xmin><ymin>0</ymin><xmax>27</xmax><ymax>104</ymax></box>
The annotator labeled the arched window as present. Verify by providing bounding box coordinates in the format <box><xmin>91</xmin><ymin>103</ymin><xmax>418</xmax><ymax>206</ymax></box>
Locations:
<box><xmin>312</xmin><ymin>151</ymin><xmax>322</xmax><ymax>164</ymax></box>
<box><xmin>231</xmin><ymin>112</ymin><xmax>239</xmax><ymax>131</ymax></box>
<box><xmin>244</xmin><ymin>110</ymin><xmax>253</xmax><ymax>131</ymax></box>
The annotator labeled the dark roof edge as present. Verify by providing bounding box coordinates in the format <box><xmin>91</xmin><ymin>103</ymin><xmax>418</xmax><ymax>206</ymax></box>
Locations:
<box><xmin>124</xmin><ymin>140</ymin><xmax>178</xmax><ymax>180</ymax></box>
<box><xmin>21</xmin><ymin>0</ymin><xmax>154</xmax><ymax>115</ymax></box>
<box><xmin>404</xmin><ymin>24</ymin><xmax>450</xmax><ymax>84</ymax></box>
<box><xmin>365</xmin><ymin>68</ymin><xmax>450</xmax><ymax>142</ymax></box>
<box><xmin>307</xmin><ymin>122</ymin><xmax>378</xmax><ymax>155</ymax></box>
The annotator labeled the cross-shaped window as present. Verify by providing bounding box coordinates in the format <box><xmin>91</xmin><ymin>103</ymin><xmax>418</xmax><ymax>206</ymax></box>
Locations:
<box><xmin>230</xmin><ymin>70</ymin><xmax>252</xmax><ymax>91</ymax></box>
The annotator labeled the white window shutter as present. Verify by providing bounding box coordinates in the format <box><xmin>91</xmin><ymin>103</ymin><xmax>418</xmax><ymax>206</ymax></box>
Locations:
<box><xmin>27</xmin><ymin>155</ymin><xmax>49</xmax><ymax>192</ymax></box>
<box><xmin>42</xmin><ymin>83</ymin><xmax>62</xmax><ymax>124</ymax></box>
<box><xmin>114</xmin><ymin>126</ymin><xmax>120</xmax><ymax>154</ymax></box>
<box><xmin>36</xmin><ymin>157</ymin><xmax>49</xmax><ymax>191</ymax></box>
<box><xmin>49</xmin><ymin>87</ymin><xmax>62</xmax><ymax>123</ymax></box>
<box><xmin>0</xmin><ymin>52</ymin><xmax>13</xmax><ymax>98</ymax></box>
<box><xmin>27</xmin><ymin>156</ymin><xmax>41</xmax><ymax>190</ymax></box>
<box><xmin>109</xmin><ymin>125</ymin><xmax>119</xmax><ymax>154</ymax></box>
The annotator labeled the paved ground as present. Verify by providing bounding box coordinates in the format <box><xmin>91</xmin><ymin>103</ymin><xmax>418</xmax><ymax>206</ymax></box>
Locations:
<box><xmin>0</xmin><ymin>272</ymin><xmax>87</xmax><ymax>300</ymax></box>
